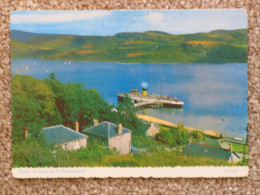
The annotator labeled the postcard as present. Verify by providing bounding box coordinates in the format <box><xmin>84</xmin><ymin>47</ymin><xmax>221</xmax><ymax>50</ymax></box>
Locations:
<box><xmin>10</xmin><ymin>10</ymin><xmax>248</xmax><ymax>178</ymax></box>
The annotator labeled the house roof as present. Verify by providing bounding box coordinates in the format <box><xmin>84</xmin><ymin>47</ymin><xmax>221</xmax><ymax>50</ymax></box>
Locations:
<box><xmin>83</xmin><ymin>121</ymin><xmax>132</xmax><ymax>138</ymax></box>
<box><xmin>197</xmin><ymin>138</ymin><xmax>222</xmax><ymax>148</ymax></box>
<box><xmin>183</xmin><ymin>143</ymin><xmax>237</xmax><ymax>161</ymax></box>
<box><xmin>42</xmin><ymin>125</ymin><xmax>87</xmax><ymax>145</ymax></box>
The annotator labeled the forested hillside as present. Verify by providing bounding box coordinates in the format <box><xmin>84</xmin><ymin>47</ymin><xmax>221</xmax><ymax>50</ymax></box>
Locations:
<box><xmin>11</xmin><ymin>29</ymin><xmax>247</xmax><ymax>63</ymax></box>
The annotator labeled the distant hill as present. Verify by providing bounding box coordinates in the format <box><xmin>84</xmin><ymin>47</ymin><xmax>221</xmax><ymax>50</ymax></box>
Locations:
<box><xmin>10</xmin><ymin>29</ymin><xmax>248</xmax><ymax>63</ymax></box>
<box><xmin>11</xmin><ymin>30</ymin><xmax>50</xmax><ymax>42</ymax></box>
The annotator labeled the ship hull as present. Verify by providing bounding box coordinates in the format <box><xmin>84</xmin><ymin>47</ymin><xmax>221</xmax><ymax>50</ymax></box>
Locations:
<box><xmin>161</xmin><ymin>103</ymin><xmax>183</xmax><ymax>108</ymax></box>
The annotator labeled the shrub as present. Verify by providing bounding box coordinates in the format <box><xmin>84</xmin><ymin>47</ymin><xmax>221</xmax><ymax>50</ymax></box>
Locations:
<box><xmin>102</xmin><ymin>155</ymin><xmax>139</xmax><ymax>167</ymax></box>
<box><xmin>12</xmin><ymin>137</ymin><xmax>56</xmax><ymax>167</ymax></box>
<box><xmin>178</xmin><ymin>123</ymin><xmax>184</xmax><ymax>129</ymax></box>
<box><xmin>155</xmin><ymin>127</ymin><xmax>189</xmax><ymax>146</ymax></box>
<box><xmin>191</xmin><ymin>130</ymin><xmax>205</xmax><ymax>140</ymax></box>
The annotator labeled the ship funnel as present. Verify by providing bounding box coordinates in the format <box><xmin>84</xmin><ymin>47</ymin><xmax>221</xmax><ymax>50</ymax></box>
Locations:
<box><xmin>142</xmin><ymin>88</ymin><xmax>147</xmax><ymax>96</ymax></box>
<box><xmin>141</xmin><ymin>82</ymin><xmax>148</xmax><ymax>96</ymax></box>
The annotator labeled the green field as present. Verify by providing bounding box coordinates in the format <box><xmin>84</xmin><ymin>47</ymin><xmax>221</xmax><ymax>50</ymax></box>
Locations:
<box><xmin>11</xmin><ymin>29</ymin><xmax>247</xmax><ymax>63</ymax></box>
<box><xmin>231</xmin><ymin>143</ymin><xmax>249</xmax><ymax>153</ymax></box>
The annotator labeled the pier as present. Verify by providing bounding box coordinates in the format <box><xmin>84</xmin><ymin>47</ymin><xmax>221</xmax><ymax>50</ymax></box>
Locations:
<box><xmin>133</xmin><ymin>100</ymin><xmax>163</xmax><ymax>110</ymax></box>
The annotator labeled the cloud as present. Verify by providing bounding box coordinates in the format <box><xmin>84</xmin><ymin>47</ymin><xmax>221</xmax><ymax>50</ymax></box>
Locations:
<box><xmin>143</xmin><ymin>12</ymin><xmax>165</xmax><ymax>25</ymax></box>
<box><xmin>11</xmin><ymin>11</ymin><xmax>111</xmax><ymax>24</ymax></box>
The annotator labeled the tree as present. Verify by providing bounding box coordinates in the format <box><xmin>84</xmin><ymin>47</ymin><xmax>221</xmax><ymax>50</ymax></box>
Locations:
<box><xmin>48</xmin><ymin>72</ymin><xmax>56</xmax><ymax>80</ymax></box>
<box><xmin>12</xmin><ymin>75</ymin><xmax>62</xmax><ymax>142</ymax></box>
<box><xmin>178</xmin><ymin>123</ymin><xmax>184</xmax><ymax>130</ymax></box>
<box><xmin>45</xmin><ymin>73</ymin><xmax>116</xmax><ymax>130</ymax></box>
<box><xmin>191</xmin><ymin>130</ymin><xmax>205</xmax><ymax>140</ymax></box>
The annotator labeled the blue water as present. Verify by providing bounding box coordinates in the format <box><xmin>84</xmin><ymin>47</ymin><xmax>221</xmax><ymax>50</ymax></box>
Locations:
<box><xmin>11</xmin><ymin>59</ymin><xmax>248</xmax><ymax>138</ymax></box>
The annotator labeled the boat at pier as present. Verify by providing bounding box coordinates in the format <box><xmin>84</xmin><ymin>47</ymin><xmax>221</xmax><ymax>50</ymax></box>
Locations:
<box><xmin>117</xmin><ymin>88</ymin><xmax>184</xmax><ymax>108</ymax></box>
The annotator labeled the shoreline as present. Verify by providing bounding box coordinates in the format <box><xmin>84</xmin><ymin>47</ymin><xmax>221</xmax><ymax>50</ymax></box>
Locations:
<box><xmin>11</xmin><ymin>58</ymin><xmax>248</xmax><ymax>65</ymax></box>
<box><xmin>136</xmin><ymin>113</ymin><xmax>247</xmax><ymax>141</ymax></box>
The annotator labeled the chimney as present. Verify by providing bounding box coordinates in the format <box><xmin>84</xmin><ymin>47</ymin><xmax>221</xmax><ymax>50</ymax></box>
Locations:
<box><xmin>229</xmin><ymin>143</ymin><xmax>233</xmax><ymax>151</ymax></box>
<box><xmin>94</xmin><ymin>119</ymin><xmax>99</xmax><ymax>126</ymax></box>
<box><xmin>75</xmin><ymin>121</ymin><xmax>79</xmax><ymax>132</ymax></box>
<box><xmin>23</xmin><ymin>126</ymin><xmax>28</xmax><ymax>139</ymax></box>
<box><xmin>118</xmin><ymin>124</ymin><xmax>123</xmax><ymax>135</ymax></box>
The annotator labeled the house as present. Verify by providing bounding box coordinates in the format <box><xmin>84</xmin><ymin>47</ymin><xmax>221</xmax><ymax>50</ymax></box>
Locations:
<box><xmin>146</xmin><ymin>122</ymin><xmax>160</xmax><ymax>137</ymax></box>
<box><xmin>42</xmin><ymin>125</ymin><xmax>88</xmax><ymax>150</ymax></box>
<box><xmin>83</xmin><ymin>121</ymin><xmax>132</xmax><ymax>154</ymax></box>
<box><xmin>183</xmin><ymin>143</ymin><xmax>241</xmax><ymax>163</ymax></box>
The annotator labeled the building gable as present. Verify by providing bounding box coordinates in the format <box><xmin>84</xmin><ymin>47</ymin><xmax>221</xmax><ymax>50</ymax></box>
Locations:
<box><xmin>83</xmin><ymin>121</ymin><xmax>132</xmax><ymax>138</ymax></box>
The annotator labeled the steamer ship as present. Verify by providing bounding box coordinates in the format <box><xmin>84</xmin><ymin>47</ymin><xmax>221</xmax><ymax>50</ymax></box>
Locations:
<box><xmin>117</xmin><ymin>88</ymin><xmax>184</xmax><ymax>108</ymax></box>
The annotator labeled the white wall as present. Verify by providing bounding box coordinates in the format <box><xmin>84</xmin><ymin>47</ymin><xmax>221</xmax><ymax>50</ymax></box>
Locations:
<box><xmin>109</xmin><ymin>132</ymin><xmax>131</xmax><ymax>154</ymax></box>
<box><xmin>60</xmin><ymin>137</ymin><xmax>87</xmax><ymax>150</ymax></box>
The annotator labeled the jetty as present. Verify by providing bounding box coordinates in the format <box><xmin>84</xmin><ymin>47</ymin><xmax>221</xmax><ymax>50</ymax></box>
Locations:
<box><xmin>133</xmin><ymin>100</ymin><xmax>163</xmax><ymax>109</ymax></box>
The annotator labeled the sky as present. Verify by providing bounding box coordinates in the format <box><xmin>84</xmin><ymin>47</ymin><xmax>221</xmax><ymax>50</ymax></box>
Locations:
<box><xmin>10</xmin><ymin>10</ymin><xmax>247</xmax><ymax>36</ymax></box>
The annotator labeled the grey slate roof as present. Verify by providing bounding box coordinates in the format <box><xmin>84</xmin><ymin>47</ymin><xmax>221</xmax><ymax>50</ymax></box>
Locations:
<box><xmin>183</xmin><ymin>143</ymin><xmax>240</xmax><ymax>161</ymax></box>
<box><xmin>42</xmin><ymin>125</ymin><xmax>87</xmax><ymax>145</ymax></box>
<box><xmin>83</xmin><ymin>121</ymin><xmax>132</xmax><ymax>138</ymax></box>
<box><xmin>197</xmin><ymin>138</ymin><xmax>222</xmax><ymax>148</ymax></box>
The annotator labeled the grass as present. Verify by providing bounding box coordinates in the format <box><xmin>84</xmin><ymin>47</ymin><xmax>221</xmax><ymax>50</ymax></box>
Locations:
<box><xmin>13</xmin><ymin>136</ymin><xmax>246</xmax><ymax>168</ymax></box>
<box><xmin>87</xmin><ymin>149</ymin><xmax>232</xmax><ymax>167</ymax></box>
<box><xmin>231</xmin><ymin>143</ymin><xmax>249</xmax><ymax>153</ymax></box>
<box><xmin>132</xmin><ymin>134</ymin><xmax>165</xmax><ymax>149</ymax></box>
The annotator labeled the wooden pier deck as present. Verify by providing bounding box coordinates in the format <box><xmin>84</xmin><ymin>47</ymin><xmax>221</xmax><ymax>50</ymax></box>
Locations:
<box><xmin>134</xmin><ymin>100</ymin><xmax>154</xmax><ymax>108</ymax></box>
<box><xmin>133</xmin><ymin>100</ymin><xmax>163</xmax><ymax>110</ymax></box>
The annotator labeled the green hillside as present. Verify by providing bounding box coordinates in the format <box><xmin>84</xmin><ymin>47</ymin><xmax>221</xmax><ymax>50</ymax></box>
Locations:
<box><xmin>11</xmin><ymin>29</ymin><xmax>248</xmax><ymax>63</ymax></box>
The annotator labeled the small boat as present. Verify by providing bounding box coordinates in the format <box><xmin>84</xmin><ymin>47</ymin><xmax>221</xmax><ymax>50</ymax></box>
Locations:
<box><xmin>26</xmin><ymin>66</ymin><xmax>28</xmax><ymax>70</ymax></box>
<box><xmin>234</xmin><ymin>137</ymin><xmax>243</xmax><ymax>141</ymax></box>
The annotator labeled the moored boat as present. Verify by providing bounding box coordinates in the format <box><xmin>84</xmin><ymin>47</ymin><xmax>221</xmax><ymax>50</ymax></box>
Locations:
<box><xmin>117</xmin><ymin>88</ymin><xmax>184</xmax><ymax>108</ymax></box>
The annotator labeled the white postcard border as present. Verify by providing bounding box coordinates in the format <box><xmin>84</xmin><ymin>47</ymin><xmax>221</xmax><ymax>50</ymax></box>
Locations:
<box><xmin>12</xmin><ymin>166</ymin><xmax>249</xmax><ymax>178</ymax></box>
